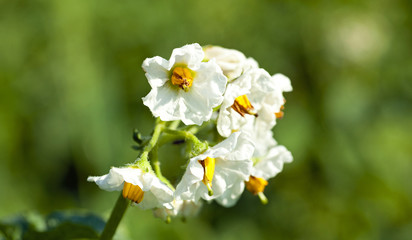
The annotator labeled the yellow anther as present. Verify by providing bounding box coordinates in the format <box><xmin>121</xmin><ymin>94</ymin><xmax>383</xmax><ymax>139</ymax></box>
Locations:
<box><xmin>275</xmin><ymin>109</ymin><xmax>284</xmax><ymax>119</ymax></box>
<box><xmin>231</xmin><ymin>95</ymin><xmax>257</xmax><ymax>117</ymax></box>
<box><xmin>198</xmin><ymin>157</ymin><xmax>216</xmax><ymax>196</ymax></box>
<box><xmin>171</xmin><ymin>67</ymin><xmax>193</xmax><ymax>92</ymax></box>
<box><xmin>275</xmin><ymin>99</ymin><xmax>287</xmax><ymax>119</ymax></box>
<box><xmin>122</xmin><ymin>182</ymin><xmax>144</xmax><ymax>203</ymax></box>
<box><xmin>246</xmin><ymin>176</ymin><xmax>269</xmax><ymax>204</ymax></box>
<box><xmin>245</xmin><ymin>176</ymin><xmax>268</xmax><ymax>195</ymax></box>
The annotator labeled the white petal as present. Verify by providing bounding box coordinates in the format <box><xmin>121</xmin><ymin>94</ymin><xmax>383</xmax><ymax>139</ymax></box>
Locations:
<box><xmin>216</xmin><ymin>108</ymin><xmax>233</xmax><ymax>137</ymax></box>
<box><xmin>142</xmin><ymin>84</ymin><xmax>181</xmax><ymax>121</ymax></box>
<box><xmin>192</xmin><ymin>59</ymin><xmax>227</xmax><ymax>101</ymax></box>
<box><xmin>203</xmin><ymin>45</ymin><xmax>247</xmax><ymax>80</ymax></box>
<box><xmin>255</xmin><ymin>104</ymin><xmax>277</xmax><ymax>129</ymax></box>
<box><xmin>112</xmin><ymin>167</ymin><xmax>146</xmax><ymax>187</ymax></box>
<box><xmin>272</xmin><ymin>73</ymin><xmax>293</xmax><ymax>92</ymax></box>
<box><xmin>87</xmin><ymin>167</ymin><xmax>144</xmax><ymax>191</ymax></box>
<box><xmin>150</xmin><ymin>178</ymin><xmax>174</xmax><ymax>203</ymax></box>
<box><xmin>243</xmin><ymin>57</ymin><xmax>259</xmax><ymax>71</ymax></box>
<box><xmin>242</xmin><ymin>118</ymin><xmax>277</xmax><ymax>157</ymax></box>
<box><xmin>207</xmin><ymin>173</ymin><xmax>226</xmax><ymax>199</ymax></box>
<box><xmin>180</xmin><ymin>200</ymin><xmax>202</xmax><ymax>218</ymax></box>
<box><xmin>215</xmin><ymin>159</ymin><xmax>252</xmax><ymax>182</ymax></box>
<box><xmin>169</xmin><ymin>43</ymin><xmax>204</xmax><ymax>69</ymax></box>
<box><xmin>179</xmin><ymin>89</ymin><xmax>213</xmax><ymax>125</ymax></box>
<box><xmin>249</xmin><ymin>68</ymin><xmax>275</xmax><ymax>93</ymax></box>
<box><xmin>192</xmin><ymin>132</ymin><xmax>254</xmax><ymax>164</ymax></box>
<box><xmin>174</xmin><ymin>160</ymin><xmax>204</xmax><ymax>200</ymax></box>
<box><xmin>87</xmin><ymin>173</ymin><xmax>123</xmax><ymax>192</ymax></box>
<box><xmin>138</xmin><ymin>191</ymin><xmax>160</xmax><ymax>210</ymax></box>
<box><xmin>216</xmin><ymin>181</ymin><xmax>245</xmax><ymax>207</ymax></box>
<box><xmin>253</xmin><ymin>145</ymin><xmax>293</xmax><ymax>179</ymax></box>
<box><xmin>142</xmin><ymin>56</ymin><xmax>170</xmax><ymax>88</ymax></box>
<box><xmin>224</xmin><ymin>132</ymin><xmax>255</xmax><ymax>161</ymax></box>
<box><xmin>138</xmin><ymin>177</ymin><xmax>174</xmax><ymax>210</ymax></box>
<box><xmin>139</xmin><ymin>170</ymin><xmax>155</xmax><ymax>191</ymax></box>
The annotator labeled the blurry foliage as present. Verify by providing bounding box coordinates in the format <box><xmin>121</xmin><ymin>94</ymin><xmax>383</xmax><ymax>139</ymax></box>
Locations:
<box><xmin>0</xmin><ymin>211</ymin><xmax>104</xmax><ymax>240</ymax></box>
<box><xmin>1</xmin><ymin>0</ymin><xmax>412</xmax><ymax>239</ymax></box>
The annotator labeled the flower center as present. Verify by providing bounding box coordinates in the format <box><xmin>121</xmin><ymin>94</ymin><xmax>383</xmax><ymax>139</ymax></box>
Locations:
<box><xmin>245</xmin><ymin>176</ymin><xmax>268</xmax><ymax>195</ymax></box>
<box><xmin>171</xmin><ymin>67</ymin><xmax>193</xmax><ymax>92</ymax></box>
<box><xmin>198</xmin><ymin>157</ymin><xmax>215</xmax><ymax>196</ymax></box>
<box><xmin>231</xmin><ymin>95</ymin><xmax>257</xmax><ymax>117</ymax></box>
<box><xmin>122</xmin><ymin>182</ymin><xmax>144</xmax><ymax>203</ymax></box>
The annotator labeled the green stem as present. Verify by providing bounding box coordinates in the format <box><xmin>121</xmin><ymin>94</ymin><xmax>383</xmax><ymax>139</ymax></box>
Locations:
<box><xmin>141</xmin><ymin>119</ymin><xmax>166</xmax><ymax>160</ymax></box>
<box><xmin>157</xmin><ymin>133</ymin><xmax>183</xmax><ymax>147</ymax></box>
<box><xmin>168</xmin><ymin>120</ymin><xmax>180</xmax><ymax>130</ymax></box>
<box><xmin>133</xmin><ymin>119</ymin><xmax>166</xmax><ymax>171</ymax></box>
<box><xmin>151</xmin><ymin>144</ymin><xmax>175</xmax><ymax>190</ymax></box>
<box><xmin>99</xmin><ymin>193</ymin><xmax>129</xmax><ymax>240</ymax></box>
<box><xmin>162</xmin><ymin>128</ymin><xmax>208</xmax><ymax>156</ymax></box>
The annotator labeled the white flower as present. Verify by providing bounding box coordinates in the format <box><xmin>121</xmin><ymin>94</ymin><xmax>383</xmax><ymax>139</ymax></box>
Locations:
<box><xmin>258</xmin><ymin>73</ymin><xmax>293</xmax><ymax>126</ymax></box>
<box><xmin>203</xmin><ymin>45</ymin><xmax>258</xmax><ymax>81</ymax></box>
<box><xmin>217</xmin><ymin>68</ymin><xmax>274</xmax><ymax>137</ymax></box>
<box><xmin>142</xmin><ymin>43</ymin><xmax>227</xmax><ymax>126</ymax></box>
<box><xmin>87</xmin><ymin>167</ymin><xmax>174</xmax><ymax>210</ymax></box>
<box><xmin>235</xmin><ymin>116</ymin><xmax>292</xmax><ymax>200</ymax></box>
<box><xmin>242</xmin><ymin>117</ymin><xmax>292</xmax><ymax>180</ymax></box>
<box><xmin>245</xmin><ymin>126</ymin><xmax>292</xmax><ymax>198</ymax></box>
<box><xmin>245</xmin><ymin>144</ymin><xmax>293</xmax><ymax>201</ymax></box>
<box><xmin>217</xmin><ymin>69</ymin><xmax>293</xmax><ymax>137</ymax></box>
<box><xmin>174</xmin><ymin>132</ymin><xmax>254</xmax><ymax>207</ymax></box>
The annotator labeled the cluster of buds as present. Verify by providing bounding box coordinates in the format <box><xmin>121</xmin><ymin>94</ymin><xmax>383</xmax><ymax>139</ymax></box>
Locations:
<box><xmin>88</xmin><ymin>43</ymin><xmax>293</xmax><ymax>222</ymax></box>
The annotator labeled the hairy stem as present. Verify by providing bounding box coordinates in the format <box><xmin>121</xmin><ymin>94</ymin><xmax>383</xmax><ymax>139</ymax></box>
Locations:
<box><xmin>163</xmin><ymin>128</ymin><xmax>208</xmax><ymax>156</ymax></box>
<box><xmin>133</xmin><ymin>119</ymin><xmax>166</xmax><ymax>171</ymax></box>
<box><xmin>99</xmin><ymin>193</ymin><xmax>129</xmax><ymax>240</ymax></box>
<box><xmin>151</xmin><ymin>145</ymin><xmax>175</xmax><ymax>190</ymax></box>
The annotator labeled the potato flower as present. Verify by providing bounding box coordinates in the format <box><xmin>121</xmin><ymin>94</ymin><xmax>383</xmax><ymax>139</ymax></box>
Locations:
<box><xmin>174</xmin><ymin>132</ymin><xmax>254</xmax><ymax>206</ymax></box>
<box><xmin>217</xmin><ymin>68</ymin><xmax>292</xmax><ymax>137</ymax></box>
<box><xmin>87</xmin><ymin>167</ymin><xmax>174</xmax><ymax>210</ymax></box>
<box><xmin>142</xmin><ymin>43</ymin><xmax>227</xmax><ymax>126</ymax></box>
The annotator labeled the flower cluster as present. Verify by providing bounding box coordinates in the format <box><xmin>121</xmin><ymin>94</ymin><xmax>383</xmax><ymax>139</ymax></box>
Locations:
<box><xmin>88</xmin><ymin>43</ymin><xmax>293</xmax><ymax>222</ymax></box>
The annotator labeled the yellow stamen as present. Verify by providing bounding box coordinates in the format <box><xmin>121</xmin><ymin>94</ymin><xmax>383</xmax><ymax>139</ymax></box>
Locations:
<box><xmin>275</xmin><ymin>108</ymin><xmax>284</xmax><ymax>119</ymax></box>
<box><xmin>246</xmin><ymin>176</ymin><xmax>269</xmax><ymax>204</ymax></box>
<box><xmin>122</xmin><ymin>182</ymin><xmax>144</xmax><ymax>203</ymax></box>
<box><xmin>171</xmin><ymin>67</ymin><xmax>193</xmax><ymax>92</ymax></box>
<box><xmin>231</xmin><ymin>95</ymin><xmax>257</xmax><ymax>117</ymax></box>
<box><xmin>198</xmin><ymin>157</ymin><xmax>215</xmax><ymax>196</ymax></box>
<box><xmin>245</xmin><ymin>176</ymin><xmax>268</xmax><ymax>195</ymax></box>
<box><xmin>275</xmin><ymin>99</ymin><xmax>287</xmax><ymax>119</ymax></box>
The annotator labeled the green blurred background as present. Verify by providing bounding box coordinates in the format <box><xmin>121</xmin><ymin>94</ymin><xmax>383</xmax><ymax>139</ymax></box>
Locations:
<box><xmin>1</xmin><ymin>0</ymin><xmax>412</xmax><ymax>239</ymax></box>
